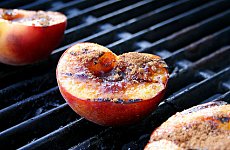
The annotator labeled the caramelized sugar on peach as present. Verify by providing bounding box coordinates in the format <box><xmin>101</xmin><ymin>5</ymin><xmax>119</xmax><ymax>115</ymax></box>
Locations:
<box><xmin>86</xmin><ymin>51</ymin><xmax>116</xmax><ymax>76</ymax></box>
<box><xmin>57</xmin><ymin>43</ymin><xmax>168</xmax><ymax>102</ymax></box>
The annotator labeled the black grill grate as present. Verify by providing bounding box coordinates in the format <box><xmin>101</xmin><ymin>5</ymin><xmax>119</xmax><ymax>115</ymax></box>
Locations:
<box><xmin>0</xmin><ymin>0</ymin><xmax>229</xmax><ymax>149</ymax></box>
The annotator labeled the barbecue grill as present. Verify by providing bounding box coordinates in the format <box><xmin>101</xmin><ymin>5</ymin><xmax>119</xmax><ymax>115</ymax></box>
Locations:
<box><xmin>0</xmin><ymin>0</ymin><xmax>229</xmax><ymax>149</ymax></box>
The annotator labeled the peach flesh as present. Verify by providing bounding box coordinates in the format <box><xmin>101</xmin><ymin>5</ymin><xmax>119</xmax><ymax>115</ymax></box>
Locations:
<box><xmin>57</xmin><ymin>43</ymin><xmax>169</xmax><ymax>126</ymax></box>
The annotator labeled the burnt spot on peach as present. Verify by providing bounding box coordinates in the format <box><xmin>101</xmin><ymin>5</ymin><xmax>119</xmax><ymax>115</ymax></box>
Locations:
<box><xmin>90</xmin><ymin>98</ymin><xmax>142</xmax><ymax>104</ymax></box>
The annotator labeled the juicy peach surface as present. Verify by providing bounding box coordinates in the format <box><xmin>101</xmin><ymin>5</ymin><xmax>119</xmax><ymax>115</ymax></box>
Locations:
<box><xmin>57</xmin><ymin>43</ymin><xmax>169</xmax><ymax>126</ymax></box>
<box><xmin>0</xmin><ymin>9</ymin><xmax>67</xmax><ymax>65</ymax></box>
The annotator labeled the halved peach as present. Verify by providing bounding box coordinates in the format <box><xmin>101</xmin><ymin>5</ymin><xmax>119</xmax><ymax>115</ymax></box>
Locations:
<box><xmin>0</xmin><ymin>8</ymin><xmax>67</xmax><ymax>65</ymax></box>
<box><xmin>145</xmin><ymin>102</ymin><xmax>230</xmax><ymax>149</ymax></box>
<box><xmin>56</xmin><ymin>43</ymin><xmax>169</xmax><ymax>126</ymax></box>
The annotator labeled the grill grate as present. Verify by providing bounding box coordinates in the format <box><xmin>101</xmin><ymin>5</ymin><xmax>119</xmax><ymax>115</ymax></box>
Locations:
<box><xmin>0</xmin><ymin>0</ymin><xmax>229</xmax><ymax>149</ymax></box>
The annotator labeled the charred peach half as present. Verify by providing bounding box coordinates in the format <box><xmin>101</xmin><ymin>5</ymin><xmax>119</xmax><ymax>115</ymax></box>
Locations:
<box><xmin>0</xmin><ymin>9</ymin><xmax>67</xmax><ymax>65</ymax></box>
<box><xmin>56</xmin><ymin>43</ymin><xmax>169</xmax><ymax>126</ymax></box>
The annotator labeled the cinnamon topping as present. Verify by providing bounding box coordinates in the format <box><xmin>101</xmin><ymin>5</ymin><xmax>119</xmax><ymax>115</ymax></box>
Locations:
<box><xmin>148</xmin><ymin>103</ymin><xmax>230</xmax><ymax>150</ymax></box>
<box><xmin>57</xmin><ymin>43</ymin><xmax>168</xmax><ymax>101</ymax></box>
<box><xmin>70</xmin><ymin>49</ymin><xmax>106</xmax><ymax>65</ymax></box>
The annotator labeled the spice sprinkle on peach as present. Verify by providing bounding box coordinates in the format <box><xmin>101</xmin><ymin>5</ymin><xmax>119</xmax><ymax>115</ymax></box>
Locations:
<box><xmin>56</xmin><ymin>43</ymin><xmax>169</xmax><ymax>126</ymax></box>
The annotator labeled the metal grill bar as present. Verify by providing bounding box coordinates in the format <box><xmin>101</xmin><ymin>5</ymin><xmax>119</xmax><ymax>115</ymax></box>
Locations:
<box><xmin>0</xmin><ymin>70</ymin><xmax>56</xmax><ymax>109</ymax></box>
<box><xmin>137</xmin><ymin>10</ymin><xmax>230</xmax><ymax>54</ymax></box>
<box><xmin>107</xmin><ymin>0</ymin><xmax>229</xmax><ymax>53</ymax></box>
<box><xmin>63</xmin><ymin>0</ymin><xmax>154</xmax><ymax>45</ymax></box>
<box><xmin>165</xmin><ymin>26</ymin><xmax>230</xmax><ymax>65</ymax></box>
<box><xmin>167</xmin><ymin>67</ymin><xmax>230</xmax><ymax>109</ymax></box>
<box><xmin>167</xmin><ymin>45</ymin><xmax>230</xmax><ymax>97</ymax></box>
<box><xmin>19</xmin><ymin>0</ymin><xmax>51</xmax><ymax>10</ymax></box>
<box><xmin>60</xmin><ymin>0</ymin><xmax>209</xmax><ymax>51</ymax></box>
<box><xmin>193</xmin><ymin>46</ymin><xmax>230</xmax><ymax>72</ymax></box>
<box><xmin>50</xmin><ymin>0</ymin><xmax>107</xmax><ymax>12</ymax></box>
<box><xmin>0</xmin><ymin>0</ymin><xmax>34</xmax><ymax>8</ymax></box>
<box><xmin>0</xmin><ymin>59</ymin><xmax>58</xmax><ymax>89</ymax></box>
<box><xmin>19</xmin><ymin>118</ymin><xmax>107</xmax><ymax>150</ymax></box>
<box><xmin>0</xmin><ymin>104</ymin><xmax>77</xmax><ymax>149</ymax></box>
<box><xmin>62</xmin><ymin>0</ymin><xmax>174</xmax><ymax>46</ymax></box>
<box><xmin>0</xmin><ymin>87</ymin><xmax>63</xmax><ymax>132</ymax></box>
<box><xmin>61</xmin><ymin>0</ymin><xmax>141</xmax><ymax>29</ymax></box>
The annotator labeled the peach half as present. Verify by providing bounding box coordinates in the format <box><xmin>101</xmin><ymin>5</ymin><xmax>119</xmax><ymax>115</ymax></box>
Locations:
<box><xmin>56</xmin><ymin>43</ymin><xmax>169</xmax><ymax>126</ymax></box>
<box><xmin>0</xmin><ymin>8</ymin><xmax>67</xmax><ymax>65</ymax></box>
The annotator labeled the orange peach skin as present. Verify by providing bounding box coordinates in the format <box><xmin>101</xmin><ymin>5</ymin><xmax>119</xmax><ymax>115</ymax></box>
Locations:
<box><xmin>58</xmin><ymin>80</ymin><xmax>167</xmax><ymax>126</ymax></box>
<box><xmin>0</xmin><ymin>18</ymin><xmax>66</xmax><ymax>65</ymax></box>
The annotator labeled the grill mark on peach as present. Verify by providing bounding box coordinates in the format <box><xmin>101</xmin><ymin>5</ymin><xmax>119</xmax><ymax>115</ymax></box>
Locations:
<box><xmin>217</xmin><ymin>117</ymin><xmax>230</xmax><ymax>123</ymax></box>
<box><xmin>101</xmin><ymin>81</ymin><xmax>126</xmax><ymax>94</ymax></box>
<box><xmin>89</xmin><ymin>98</ymin><xmax>142</xmax><ymax>104</ymax></box>
<box><xmin>63</xmin><ymin>72</ymin><xmax>73</xmax><ymax>76</ymax></box>
<box><xmin>74</xmin><ymin>73</ymin><xmax>91</xmax><ymax>80</ymax></box>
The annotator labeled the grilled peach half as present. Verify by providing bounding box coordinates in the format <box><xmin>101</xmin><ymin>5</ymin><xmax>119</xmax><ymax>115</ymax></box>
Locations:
<box><xmin>56</xmin><ymin>43</ymin><xmax>169</xmax><ymax>126</ymax></box>
<box><xmin>145</xmin><ymin>101</ymin><xmax>230</xmax><ymax>150</ymax></box>
<box><xmin>0</xmin><ymin>8</ymin><xmax>67</xmax><ymax>65</ymax></box>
